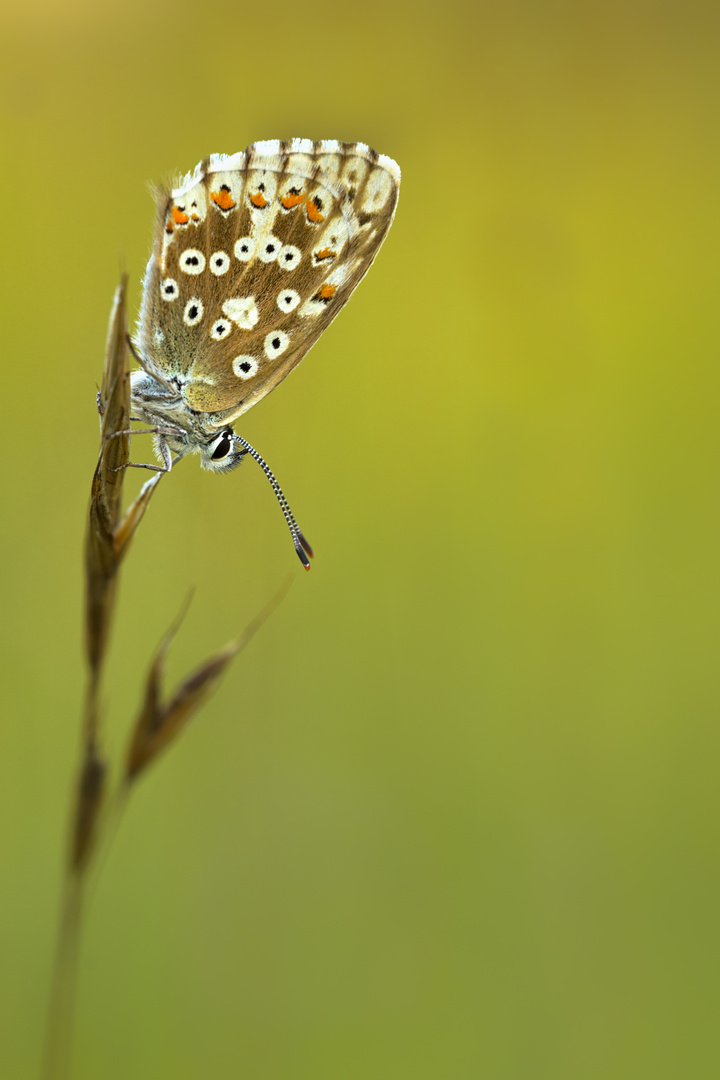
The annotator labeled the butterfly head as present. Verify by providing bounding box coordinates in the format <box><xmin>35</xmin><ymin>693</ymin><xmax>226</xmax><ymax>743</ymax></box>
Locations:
<box><xmin>200</xmin><ymin>428</ymin><xmax>246</xmax><ymax>473</ymax></box>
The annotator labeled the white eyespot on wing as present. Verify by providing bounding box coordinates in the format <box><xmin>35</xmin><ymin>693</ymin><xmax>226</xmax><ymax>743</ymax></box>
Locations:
<box><xmin>183</xmin><ymin>298</ymin><xmax>204</xmax><ymax>326</ymax></box>
<box><xmin>278</xmin><ymin>244</ymin><xmax>302</xmax><ymax>271</ymax></box>
<box><xmin>276</xmin><ymin>289</ymin><xmax>301</xmax><ymax>312</ymax></box>
<box><xmin>264</xmin><ymin>330</ymin><xmax>290</xmax><ymax>359</ymax></box>
<box><xmin>233</xmin><ymin>355</ymin><xmax>259</xmax><ymax>380</ymax></box>
<box><xmin>179</xmin><ymin>248</ymin><xmax>206</xmax><ymax>274</ymax></box>
<box><xmin>210</xmin><ymin>251</ymin><xmax>231</xmax><ymax>275</ymax></box>
<box><xmin>258</xmin><ymin>235</ymin><xmax>282</xmax><ymax>263</ymax></box>
<box><xmin>160</xmin><ymin>278</ymin><xmax>179</xmax><ymax>301</ymax></box>
<box><xmin>211</xmin><ymin>319</ymin><xmax>232</xmax><ymax>340</ymax></box>
<box><xmin>223</xmin><ymin>296</ymin><xmax>259</xmax><ymax>330</ymax></box>
<box><xmin>234</xmin><ymin>237</ymin><xmax>256</xmax><ymax>262</ymax></box>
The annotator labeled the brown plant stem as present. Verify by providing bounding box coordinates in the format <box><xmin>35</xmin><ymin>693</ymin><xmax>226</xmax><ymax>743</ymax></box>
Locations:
<box><xmin>43</xmin><ymin>275</ymin><xmax>140</xmax><ymax>1080</ymax></box>
<box><xmin>43</xmin><ymin>275</ymin><xmax>290</xmax><ymax>1080</ymax></box>
<box><xmin>41</xmin><ymin>876</ymin><xmax>84</xmax><ymax>1080</ymax></box>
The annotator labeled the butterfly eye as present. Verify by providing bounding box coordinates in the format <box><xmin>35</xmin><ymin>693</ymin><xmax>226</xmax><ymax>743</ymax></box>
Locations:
<box><xmin>210</xmin><ymin>433</ymin><xmax>233</xmax><ymax>460</ymax></box>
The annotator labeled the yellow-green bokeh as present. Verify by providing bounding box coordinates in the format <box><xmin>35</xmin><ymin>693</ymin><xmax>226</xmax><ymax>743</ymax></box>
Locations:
<box><xmin>2</xmin><ymin>1</ymin><xmax>719</xmax><ymax>1077</ymax></box>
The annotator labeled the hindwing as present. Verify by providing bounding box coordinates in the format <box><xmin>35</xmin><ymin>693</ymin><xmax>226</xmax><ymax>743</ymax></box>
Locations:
<box><xmin>136</xmin><ymin>139</ymin><xmax>401</xmax><ymax>423</ymax></box>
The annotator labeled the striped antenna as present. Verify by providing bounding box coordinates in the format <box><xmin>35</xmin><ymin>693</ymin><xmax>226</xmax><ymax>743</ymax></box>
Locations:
<box><xmin>230</xmin><ymin>433</ymin><xmax>314</xmax><ymax>570</ymax></box>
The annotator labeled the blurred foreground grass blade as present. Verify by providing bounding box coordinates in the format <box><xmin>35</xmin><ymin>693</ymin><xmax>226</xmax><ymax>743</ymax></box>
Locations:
<box><xmin>70</xmin><ymin>744</ymin><xmax>107</xmax><ymax>874</ymax></box>
<box><xmin>126</xmin><ymin>579</ymin><xmax>293</xmax><ymax>782</ymax></box>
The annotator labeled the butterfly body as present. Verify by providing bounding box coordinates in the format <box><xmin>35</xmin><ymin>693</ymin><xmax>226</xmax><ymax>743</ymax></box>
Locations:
<box><xmin>131</xmin><ymin>138</ymin><xmax>400</xmax><ymax>474</ymax></box>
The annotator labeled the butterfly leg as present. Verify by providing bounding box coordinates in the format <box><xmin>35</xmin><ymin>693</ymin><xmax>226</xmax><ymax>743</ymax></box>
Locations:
<box><xmin>123</xmin><ymin>432</ymin><xmax>173</xmax><ymax>472</ymax></box>
<box><xmin>106</xmin><ymin>428</ymin><xmax>176</xmax><ymax>473</ymax></box>
<box><xmin>155</xmin><ymin>433</ymin><xmax>173</xmax><ymax>472</ymax></box>
<box><xmin>115</xmin><ymin>462</ymin><xmax>169</xmax><ymax>474</ymax></box>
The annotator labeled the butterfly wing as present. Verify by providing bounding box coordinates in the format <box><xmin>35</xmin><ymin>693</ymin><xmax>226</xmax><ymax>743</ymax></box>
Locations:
<box><xmin>136</xmin><ymin>139</ymin><xmax>400</xmax><ymax>424</ymax></box>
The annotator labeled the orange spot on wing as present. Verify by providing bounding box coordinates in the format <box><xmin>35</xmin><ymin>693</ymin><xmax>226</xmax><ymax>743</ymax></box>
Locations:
<box><xmin>210</xmin><ymin>188</ymin><xmax>236</xmax><ymax>211</ymax></box>
<box><xmin>281</xmin><ymin>192</ymin><xmax>304</xmax><ymax>209</ymax></box>
<box><xmin>315</xmin><ymin>247</ymin><xmax>337</xmax><ymax>260</ymax></box>
<box><xmin>306</xmin><ymin>196</ymin><xmax>325</xmax><ymax>223</ymax></box>
<box><xmin>191</xmin><ymin>213</ymin><xmax>200</xmax><ymax>221</ymax></box>
<box><xmin>165</xmin><ymin>220</ymin><xmax>173</xmax><ymax>234</ymax></box>
<box><xmin>250</xmin><ymin>191</ymin><xmax>268</xmax><ymax>208</ymax></box>
<box><xmin>171</xmin><ymin>207</ymin><xmax>189</xmax><ymax>224</ymax></box>
<box><xmin>317</xmin><ymin>284</ymin><xmax>336</xmax><ymax>300</ymax></box>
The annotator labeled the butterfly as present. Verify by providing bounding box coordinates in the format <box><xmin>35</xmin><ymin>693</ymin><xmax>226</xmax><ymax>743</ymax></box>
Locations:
<box><xmin>129</xmin><ymin>138</ymin><xmax>401</xmax><ymax>567</ymax></box>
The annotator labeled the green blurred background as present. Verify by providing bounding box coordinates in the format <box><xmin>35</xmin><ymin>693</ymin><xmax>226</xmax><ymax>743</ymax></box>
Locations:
<box><xmin>2</xmin><ymin>0</ymin><xmax>719</xmax><ymax>1077</ymax></box>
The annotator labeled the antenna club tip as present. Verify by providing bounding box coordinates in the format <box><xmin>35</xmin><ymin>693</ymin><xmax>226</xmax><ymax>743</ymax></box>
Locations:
<box><xmin>298</xmin><ymin>532</ymin><xmax>315</xmax><ymax>559</ymax></box>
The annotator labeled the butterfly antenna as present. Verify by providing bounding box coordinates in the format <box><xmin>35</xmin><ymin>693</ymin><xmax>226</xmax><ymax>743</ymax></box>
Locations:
<box><xmin>230</xmin><ymin>433</ymin><xmax>314</xmax><ymax>570</ymax></box>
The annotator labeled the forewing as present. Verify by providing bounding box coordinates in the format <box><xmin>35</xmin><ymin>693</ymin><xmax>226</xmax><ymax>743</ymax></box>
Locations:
<box><xmin>136</xmin><ymin>140</ymin><xmax>400</xmax><ymax>422</ymax></box>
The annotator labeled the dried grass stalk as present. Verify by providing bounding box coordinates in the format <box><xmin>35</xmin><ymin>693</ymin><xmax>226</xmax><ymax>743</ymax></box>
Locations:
<box><xmin>84</xmin><ymin>274</ymin><xmax>162</xmax><ymax>726</ymax></box>
<box><xmin>44</xmin><ymin>275</ymin><xmax>289</xmax><ymax>1080</ymax></box>
<box><xmin>126</xmin><ymin>582</ymin><xmax>291</xmax><ymax>782</ymax></box>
